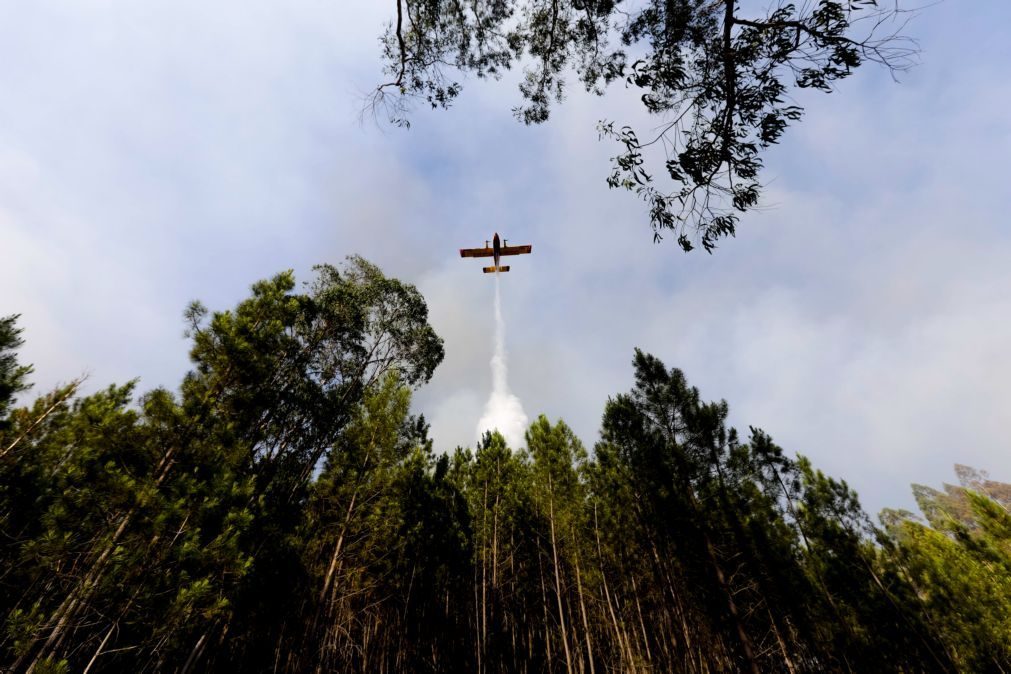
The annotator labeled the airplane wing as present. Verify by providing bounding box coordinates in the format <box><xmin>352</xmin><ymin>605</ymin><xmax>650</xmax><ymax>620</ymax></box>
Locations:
<box><xmin>500</xmin><ymin>244</ymin><xmax>532</xmax><ymax>256</ymax></box>
<box><xmin>460</xmin><ymin>247</ymin><xmax>494</xmax><ymax>258</ymax></box>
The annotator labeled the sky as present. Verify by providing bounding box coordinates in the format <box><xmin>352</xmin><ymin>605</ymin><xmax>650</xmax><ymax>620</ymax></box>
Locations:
<box><xmin>2</xmin><ymin>0</ymin><xmax>1010</xmax><ymax>516</ymax></box>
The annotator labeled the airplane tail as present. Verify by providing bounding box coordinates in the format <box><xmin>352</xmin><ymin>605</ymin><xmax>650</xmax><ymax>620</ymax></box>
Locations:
<box><xmin>483</xmin><ymin>265</ymin><xmax>510</xmax><ymax>273</ymax></box>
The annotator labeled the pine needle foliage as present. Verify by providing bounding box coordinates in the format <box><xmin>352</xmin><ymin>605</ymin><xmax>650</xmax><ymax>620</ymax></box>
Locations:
<box><xmin>1</xmin><ymin>264</ymin><xmax>1005</xmax><ymax>672</ymax></box>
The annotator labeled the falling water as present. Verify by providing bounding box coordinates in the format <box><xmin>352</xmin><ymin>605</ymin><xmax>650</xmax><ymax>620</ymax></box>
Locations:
<box><xmin>475</xmin><ymin>273</ymin><xmax>529</xmax><ymax>448</ymax></box>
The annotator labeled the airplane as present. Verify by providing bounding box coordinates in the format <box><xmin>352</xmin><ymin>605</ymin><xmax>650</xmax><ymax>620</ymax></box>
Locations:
<box><xmin>459</xmin><ymin>232</ymin><xmax>532</xmax><ymax>273</ymax></box>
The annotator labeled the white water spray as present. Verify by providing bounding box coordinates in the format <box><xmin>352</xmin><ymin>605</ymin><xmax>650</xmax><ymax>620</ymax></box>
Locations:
<box><xmin>476</xmin><ymin>274</ymin><xmax>529</xmax><ymax>448</ymax></box>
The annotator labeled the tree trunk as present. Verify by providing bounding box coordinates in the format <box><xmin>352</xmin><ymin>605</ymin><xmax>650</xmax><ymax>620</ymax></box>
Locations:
<box><xmin>481</xmin><ymin>480</ymin><xmax>489</xmax><ymax>673</ymax></box>
<box><xmin>629</xmin><ymin>574</ymin><xmax>653</xmax><ymax>667</ymax></box>
<box><xmin>82</xmin><ymin>623</ymin><xmax>116</xmax><ymax>674</ymax></box>
<box><xmin>768</xmin><ymin>606</ymin><xmax>798</xmax><ymax>674</ymax></box>
<box><xmin>180</xmin><ymin>629</ymin><xmax>210</xmax><ymax>674</ymax></box>
<box><xmin>701</xmin><ymin>530</ymin><xmax>760</xmax><ymax>674</ymax></box>
<box><xmin>548</xmin><ymin>481</ymin><xmax>574</xmax><ymax>674</ymax></box>
<box><xmin>0</xmin><ymin>380</ymin><xmax>81</xmax><ymax>459</ymax></box>
<box><xmin>538</xmin><ymin>552</ymin><xmax>553</xmax><ymax>667</ymax></box>
<box><xmin>573</xmin><ymin>552</ymin><xmax>595</xmax><ymax>674</ymax></box>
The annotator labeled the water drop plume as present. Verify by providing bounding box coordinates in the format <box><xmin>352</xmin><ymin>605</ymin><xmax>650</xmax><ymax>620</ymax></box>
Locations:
<box><xmin>476</xmin><ymin>273</ymin><xmax>528</xmax><ymax>448</ymax></box>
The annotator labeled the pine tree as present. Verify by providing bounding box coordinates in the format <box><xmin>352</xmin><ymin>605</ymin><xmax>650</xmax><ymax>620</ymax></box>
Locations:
<box><xmin>886</xmin><ymin>468</ymin><xmax>1011</xmax><ymax>671</ymax></box>
<box><xmin>5</xmin><ymin>270</ymin><xmax>1006</xmax><ymax>673</ymax></box>
<box><xmin>0</xmin><ymin>315</ymin><xmax>33</xmax><ymax>430</ymax></box>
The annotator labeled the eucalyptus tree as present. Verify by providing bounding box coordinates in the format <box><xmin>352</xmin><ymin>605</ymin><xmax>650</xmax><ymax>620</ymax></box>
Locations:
<box><xmin>372</xmin><ymin>0</ymin><xmax>915</xmax><ymax>251</ymax></box>
<box><xmin>181</xmin><ymin>256</ymin><xmax>444</xmax><ymax>494</ymax></box>
<box><xmin>2</xmin><ymin>257</ymin><xmax>445</xmax><ymax>673</ymax></box>
<box><xmin>171</xmin><ymin>257</ymin><xmax>445</xmax><ymax>672</ymax></box>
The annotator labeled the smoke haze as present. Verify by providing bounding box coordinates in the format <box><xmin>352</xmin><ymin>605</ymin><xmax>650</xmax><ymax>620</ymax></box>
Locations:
<box><xmin>476</xmin><ymin>274</ymin><xmax>529</xmax><ymax>448</ymax></box>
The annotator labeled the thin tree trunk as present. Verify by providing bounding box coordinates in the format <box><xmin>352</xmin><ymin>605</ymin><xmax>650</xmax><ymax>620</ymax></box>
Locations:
<box><xmin>481</xmin><ymin>480</ymin><xmax>489</xmax><ymax>673</ymax></box>
<box><xmin>26</xmin><ymin>442</ymin><xmax>181</xmax><ymax>671</ymax></box>
<box><xmin>319</xmin><ymin>490</ymin><xmax>358</xmax><ymax>604</ymax></box>
<box><xmin>701</xmin><ymin>529</ymin><xmax>760</xmax><ymax>674</ymax></box>
<box><xmin>573</xmin><ymin>552</ymin><xmax>595</xmax><ymax>674</ymax></box>
<box><xmin>492</xmin><ymin>493</ymin><xmax>500</xmax><ymax>588</ymax></box>
<box><xmin>539</xmin><ymin>552</ymin><xmax>553</xmax><ymax>666</ymax></box>
<box><xmin>548</xmin><ymin>482</ymin><xmax>574</xmax><ymax>674</ymax></box>
<box><xmin>768</xmin><ymin>606</ymin><xmax>797</xmax><ymax>674</ymax></box>
<box><xmin>629</xmin><ymin>573</ymin><xmax>654</xmax><ymax>665</ymax></box>
<box><xmin>1</xmin><ymin>379</ymin><xmax>82</xmax><ymax>459</ymax></box>
<box><xmin>593</xmin><ymin>504</ymin><xmax>637</xmax><ymax>672</ymax></box>
<box><xmin>25</xmin><ymin>505</ymin><xmax>136</xmax><ymax>672</ymax></box>
<box><xmin>474</xmin><ymin>562</ymin><xmax>482</xmax><ymax>674</ymax></box>
<box><xmin>180</xmin><ymin>629</ymin><xmax>210</xmax><ymax>674</ymax></box>
<box><xmin>82</xmin><ymin>623</ymin><xmax>116</xmax><ymax>674</ymax></box>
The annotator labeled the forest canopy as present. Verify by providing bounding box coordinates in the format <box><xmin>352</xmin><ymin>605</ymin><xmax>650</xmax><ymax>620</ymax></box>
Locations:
<box><xmin>371</xmin><ymin>0</ymin><xmax>916</xmax><ymax>252</ymax></box>
<box><xmin>2</xmin><ymin>259</ymin><xmax>1008</xmax><ymax>673</ymax></box>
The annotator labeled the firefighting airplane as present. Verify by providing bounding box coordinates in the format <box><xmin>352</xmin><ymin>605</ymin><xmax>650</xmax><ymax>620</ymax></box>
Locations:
<box><xmin>459</xmin><ymin>233</ymin><xmax>532</xmax><ymax>273</ymax></box>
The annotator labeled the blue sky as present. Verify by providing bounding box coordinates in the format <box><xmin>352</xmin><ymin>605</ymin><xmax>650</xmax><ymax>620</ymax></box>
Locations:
<box><xmin>2</xmin><ymin>1</ymin><xmax>1009</xmax><ymax>515</ymax></box>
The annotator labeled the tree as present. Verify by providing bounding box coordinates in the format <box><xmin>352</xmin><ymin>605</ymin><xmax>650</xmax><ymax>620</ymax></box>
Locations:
<box><xmin>173</xmin><ymin>257</ymin><xmax>446</xmax><ymax>672</ymax></box>
<box><xmin>791</xmin><ymin>457</ymin><xmax>953</xmax><ymax>672</ymax></box>
<box><xmin>590</xmin><ymin>349</ymin><xmax>952</xmax><ymax>672</ymax></box>
<box><xmin>885</xmin><ymin>467</ymin><xmax>1011</xmax><ymax>672</ymax></box>
<box><xmin>9</xmin><ymin>267</ymin><xmax>1008</xmax><ymax>672</ymax></box>
<box><xmin>599</xmin><ymin>349</ymin><xmax>774</xmax><ymax>671</ymax></box>
<box><xmin>372</xmin><ymin>0</ymin><xmax>915</xmax><ymax>252</ymax></box>
<box><xmin>465</xmin><ymin>430</ymin><xmax>531</xmax><ymax>673</ymax></box>
<box><xmin>526</xmin><ymin>416</ymin><xmax>590</xmax><ymax>674</ymax></box>
<box><xmin>291</xmin><ymin>373</ymin><xmax>472</xmax><ymax>673</ymax></box>
<box><xmin>0</xmin><ymin>257</ymin><xmax>446</xmax><ymax>673</ymax></box>
<box><xmin>0</xmin><ymin>315</ymin><xmax>34</xmax><ymax>431</ymax></box>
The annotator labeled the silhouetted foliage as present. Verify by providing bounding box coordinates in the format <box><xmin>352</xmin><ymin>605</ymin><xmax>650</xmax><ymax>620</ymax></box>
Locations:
<box><xmin>0</xmin><ymin>315</ymin><xmax>34</xmax><ymax>430</ymax></box>
<box><xmin>1</xmin><ymin>265</ymin><xmax>1004</xmax><ymax>672</ymax></box>
<box><xmin>371</xmin><ymin>0</ymin><xmax>916</xmax><ymax>252</ymax></box>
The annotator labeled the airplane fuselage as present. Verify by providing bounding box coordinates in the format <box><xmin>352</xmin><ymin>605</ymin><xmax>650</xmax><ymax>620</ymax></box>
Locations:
<box><xmin>492</xmin><ymin>232</ymin><xmax>501</xmax><ymax>268</ymax></box>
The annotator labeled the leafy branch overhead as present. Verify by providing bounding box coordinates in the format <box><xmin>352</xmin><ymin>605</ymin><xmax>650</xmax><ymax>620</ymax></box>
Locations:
<box><xmin>373</xmin><ymin>0</ymin><xmax>916</xmax><ymax>251</ymax></box>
